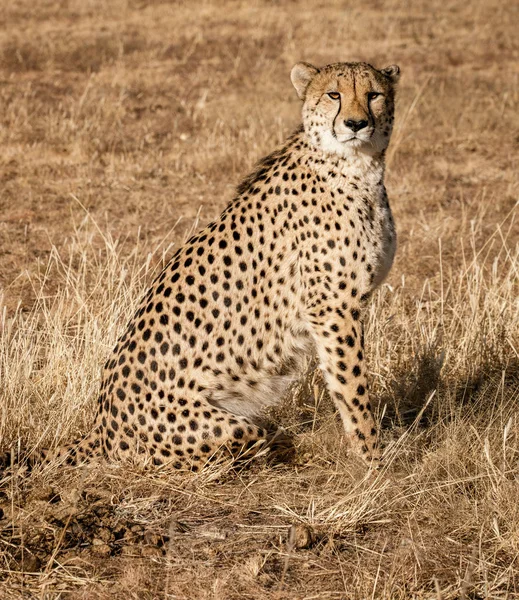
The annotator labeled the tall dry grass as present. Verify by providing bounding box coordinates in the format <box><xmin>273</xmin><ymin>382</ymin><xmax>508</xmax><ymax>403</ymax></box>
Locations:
<box><xmin>0</xmin><ymin>0</ymin><xmax>518</xmax><ymax>597</ymax></box>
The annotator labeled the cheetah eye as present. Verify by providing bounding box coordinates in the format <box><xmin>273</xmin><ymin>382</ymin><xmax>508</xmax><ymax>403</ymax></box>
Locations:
<box><xmin>327</xmin><ymin>92</ymin><xmax>340</xmax><ymax>100</ymax></box>
<box><xmin>367</xmin><ymin>92</ymin><xmax>382</xmax><ymax>101</ymax></box>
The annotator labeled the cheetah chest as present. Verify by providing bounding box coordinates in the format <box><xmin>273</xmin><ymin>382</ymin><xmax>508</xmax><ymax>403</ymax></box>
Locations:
<box><xmin>368</xmin><ymin>196</ymin><xmax>396</xmax><ymax>290</ymax></box>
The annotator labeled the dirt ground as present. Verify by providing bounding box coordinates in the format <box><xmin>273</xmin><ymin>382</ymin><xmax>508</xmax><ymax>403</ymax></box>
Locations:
<box><xmin>0</xmin><ymin>0</ymin><xmax>518</xmax><ymax>598</ymax></box>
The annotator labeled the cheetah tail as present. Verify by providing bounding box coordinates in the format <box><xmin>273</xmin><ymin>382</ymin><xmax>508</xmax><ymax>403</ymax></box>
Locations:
<box><xmin>0</xmin><ymin>427</ymin><xmax>105</xmax><ymax>473</ymax></box>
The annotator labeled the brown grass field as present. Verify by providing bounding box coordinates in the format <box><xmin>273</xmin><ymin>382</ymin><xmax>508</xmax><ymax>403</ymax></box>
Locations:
<box><xmin>0</xmin><ymin>0</ymin><xmax>518</xmax><ymax>597</ymax></box>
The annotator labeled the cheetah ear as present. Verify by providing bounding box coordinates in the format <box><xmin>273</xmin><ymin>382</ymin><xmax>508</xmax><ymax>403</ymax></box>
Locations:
<box><xmin>380</xmin><ymin>64</ymin><xmax>401</xmax><ymax>84</ymax></box>
<box><xmin>291</xmin><ymin>62</ymin><xmax>319</xmax><ymax>100</ymax></box>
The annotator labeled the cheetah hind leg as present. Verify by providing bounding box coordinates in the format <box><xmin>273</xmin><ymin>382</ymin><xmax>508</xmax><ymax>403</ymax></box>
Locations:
<box><xmin>212</xmin><ymin>424</ymin><xmax>294</xmax><ymax>469</ymax></box>
<box><xmin>190</xmin><ymin>414</ymin><xmax>291</xmax><ymax>471</ymax></box>
<box><xmin>152</xmin><ymin>404</ymin><xmax>292</xmax><ymax>471</ymax></box>
<box><xmin>200</xmin><ymin>403</ymin><xmax>295</xmax><ymax>468</ymax></box>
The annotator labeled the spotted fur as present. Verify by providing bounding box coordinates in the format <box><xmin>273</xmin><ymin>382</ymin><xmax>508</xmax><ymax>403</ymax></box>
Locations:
<box><xmin>45</xmin><ymin>61</ymin><xmax>400</xmax><ymax>470</ymax></box>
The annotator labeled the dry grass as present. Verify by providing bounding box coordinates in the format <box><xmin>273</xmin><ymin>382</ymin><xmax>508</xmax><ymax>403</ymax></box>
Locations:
<box><xmin>0</xmin><ymin>0</ymin><xmax>518</xmax><ymax>597</ymax></box>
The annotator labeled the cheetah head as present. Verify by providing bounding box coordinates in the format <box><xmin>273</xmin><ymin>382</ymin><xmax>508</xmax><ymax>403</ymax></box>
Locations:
<box><xmin>291</xmin><ymin>61</ymin><xmax>400</xmax><ymax>159</ymax></box>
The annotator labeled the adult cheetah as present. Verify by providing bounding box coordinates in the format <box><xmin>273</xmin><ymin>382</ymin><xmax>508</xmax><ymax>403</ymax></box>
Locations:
<box><xmin>45</xmin><ymin>60</ymin><xmax>400</xmax><ymax>470</ymax></box>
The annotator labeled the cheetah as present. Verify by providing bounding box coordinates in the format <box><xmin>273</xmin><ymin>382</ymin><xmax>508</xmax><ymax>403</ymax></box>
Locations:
<box><xmin>43</xmin><ymin>60</ymin><xmax>400</xmax><ymax>470</ymax></box>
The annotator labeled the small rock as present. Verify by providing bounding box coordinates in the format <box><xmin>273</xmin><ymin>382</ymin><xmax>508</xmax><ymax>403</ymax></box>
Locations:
<box><xmin>91</xmin><ymin>539</ymin><xmax>111</xmax><ymax>556</ymax></box>
<box><xmin>293</xmin><ymin>524</ymin><xmax>314</xmax><ymax>549</ymax></box>
<box><xmin>62</xmin><ymin>488</ymin><xmax>81</xmax><ymax>506</ymax></box>
<box><xmin>96</xmin><ymin>527</ymin><xmax>113</xmax><ymax>543</ymax></box>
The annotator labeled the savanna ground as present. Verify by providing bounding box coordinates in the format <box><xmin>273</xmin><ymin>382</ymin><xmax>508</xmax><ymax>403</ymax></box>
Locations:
<box><xmin>0</xmin><ymin>0</ymin><xmax>518</xmax><ymax>598</ymax></box>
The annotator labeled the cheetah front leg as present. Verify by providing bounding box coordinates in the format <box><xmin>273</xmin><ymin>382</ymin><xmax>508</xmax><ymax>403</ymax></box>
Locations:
<box><xmin>307</xmin><ymin>308</ymin><xmax>381</xmax><ymax>465</ymax></box>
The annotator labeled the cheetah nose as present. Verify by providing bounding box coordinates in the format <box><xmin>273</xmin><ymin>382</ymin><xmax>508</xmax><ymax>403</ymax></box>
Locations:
<box><xmin>345</xmin><ymin>119</ymin><xmax>368</xmax><ymax>133</ymax></box>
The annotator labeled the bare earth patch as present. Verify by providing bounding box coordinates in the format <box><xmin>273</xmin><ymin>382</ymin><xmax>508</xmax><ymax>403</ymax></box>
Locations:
<box><xmin>0</xmin><ymin>0</ymin><xmax>518</xmax><ymax>597</ymax></box>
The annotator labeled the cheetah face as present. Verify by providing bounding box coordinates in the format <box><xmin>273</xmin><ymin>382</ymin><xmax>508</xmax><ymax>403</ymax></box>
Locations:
<box><xmin>291</xmin><ymin>61</ymin><xmax>400</xmax><ymax>159</ymax></box>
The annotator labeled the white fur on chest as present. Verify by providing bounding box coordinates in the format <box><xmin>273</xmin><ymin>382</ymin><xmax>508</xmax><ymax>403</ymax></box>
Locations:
<box><xmin>369</xmin><ymin>198</ymin><xmax>396</xmax><ymax>289</ymax></box>
<box><xmin>317</xmin><ymin>155</ymin><xmax>396</xmax><ymax>292</ymax></box>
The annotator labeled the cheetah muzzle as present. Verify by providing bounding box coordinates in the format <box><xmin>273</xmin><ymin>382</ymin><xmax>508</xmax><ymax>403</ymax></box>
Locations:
<box><xmin>42</xmin><ymin>60</ymin><xmax>401</xmax><ymax>471</ymax></box>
